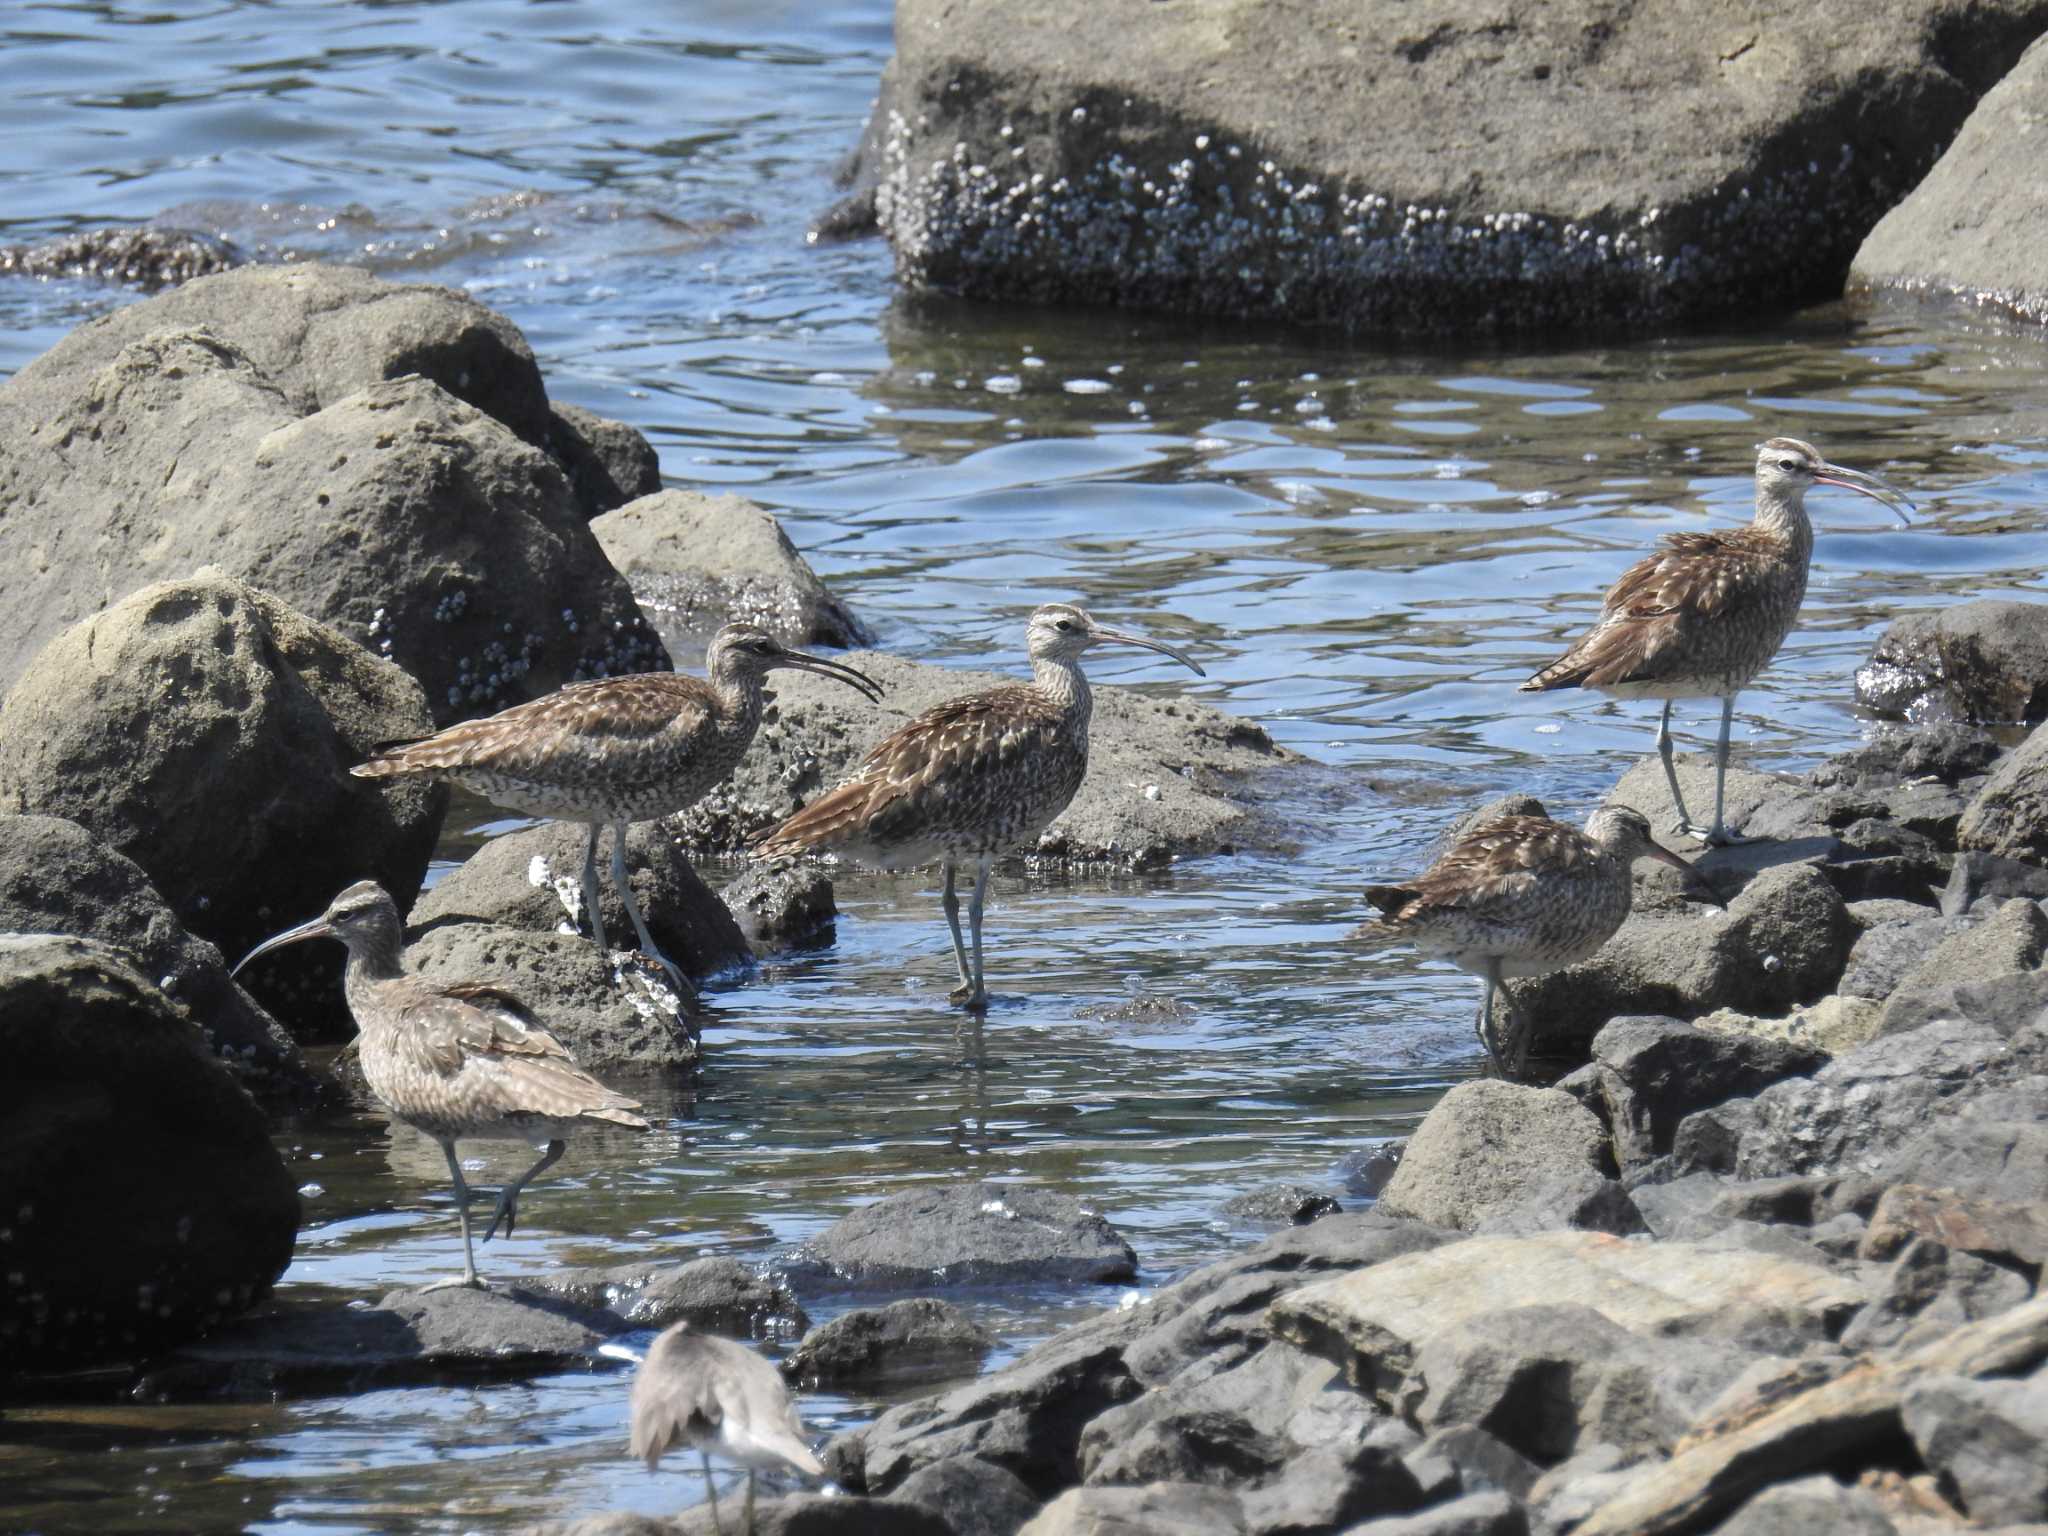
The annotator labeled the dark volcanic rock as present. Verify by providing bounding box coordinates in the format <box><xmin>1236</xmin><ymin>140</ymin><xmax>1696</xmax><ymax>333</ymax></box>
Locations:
<box><xmin>592</xmin><ymin>490</ymin><xmax>871</xmax><ymax>652</ymax></box>
<box><xmin>677</xmin><ymin>648</ymin><xmax>1299</xmax><ymax>866</ymax></box>
<box><xmin>1219</xmin><ymin>1185</ymin><xmax>1343</xmax><ymax>1229</ymax></box>
<box><xmin>783</xmin><ymin>1298</ymin><xmax>996</xmax><ymax>1386</ymax></box>
<box><xmin>1402</xmin><ymin>1425</ymin><xmax>1540</xmax><ymax>1502</ymax></box>
<box><xmin>1709</xmin><ymin>1475</ymin><xmax>1901</xmax><ymax>1535</ymax></box>
<box><xmin>1016</xmin><ymin>1483</ymin><xmax>1246</xmax><ymax>1536</ymax></box>
<box><xmin>1960</xmin><ymin>720</ymin><xmax>2048</xmax><ymax>863</ymax></box>
<box><xmin>0</xmin><ymin>274</ymin><xmax>666</xmax><ymax>717</ymax></box>
<box><xmin>1376</xmin><ymin>1081</ymin><xmax>1612</xmax><ymax>1231</ymax></box>
<box><xmin>1591</xmin><ymin>1015</ymin><xmax>1825</xmax><ymax>1171</ymax></box>
<box><xmin>1838</xmin><ymin>1234</ymin><xmax>2034</xmax><ymax>1352</ymax></box>
<box><xmin>1238</xmin><ymin>1440</ymin><xmax>1425</xmax><ymax>1532</ymax></box>
<box><xmin>1855</xmin><ymin>599</ymin><xmax>2048</xmax><ymax>723</ymax></box>
<box><xmin>890</xmin><ymin>1457</ymin><xmax>1043</xmax><ymax>1536</ymax></box>
<box><xmin>1875</xmin><ymin>896</ymin><xmax>2048</xmax><ymax>1035</ymax></box>
<box><xmin>720</xmin><ymin>861</ymin><xmax>839</xmax><ymax>955</ymax></box>
<box><xmin>0</xmin><ymin>225</ymin><xmax>241</xmax><ymax>289</ymax></box>
<box><xmin>547</xmin><ymin>401</ymin><xmax>663</xmax><ymax>519</ymax></box>
<box><xmin>853</xmin><ymin>0</ymin><xmax>2048</xmax><ymax>336</ymax></box>
<box><xmin>0</xmin><ymin>813</ymin><xmax>313</xmax><ymax>1097</ymax></box>
<box><xmin>1942</xmin><ymin>849</ymin><xmax>2048</xmax><ymax>917</ymax></box>
<box><xmin>1852</xmin><ymin>35</ymin><xmax>2048</xmax><ymax>327</ymax></box>
<box><xmin>0</xmin><ymin>574</ymin><xmax>444</xmax><ymax>1026</ymax></box>
<box><xmin>788</xmin><ymin>1183</ymin><xmax>1137</xmax><ymax>1289</ymax></box>
<box><xmin>1860</xmin><ymin>1184</ymin><xmax>2048</xmax><ymax>1275</ymax></box>
<box><xmin>1347</xmin><ymin>1490</ymin><xmax>1527</xmax><ymax>1536</ymax></box>
<box><xmin>1900</xmin><ymin>1369</ymin><xmax>2048</xmax><ymax>1524</ymax></box>
<box><xmin>515</xmin><ymin>1257</ymin><xmax>809</xmax><ymax>1340</ymax></box>
<box><xmin>0</xmin><ymin>935</ymin><xmax>299</xmax><ymax>1370</ymax></box>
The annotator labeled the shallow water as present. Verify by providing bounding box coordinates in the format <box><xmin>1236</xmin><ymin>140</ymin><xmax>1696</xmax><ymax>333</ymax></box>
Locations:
<box><xmin>4</xmin><ymin>2</ymin><xmax>2048</xmax><ymax>1532</ymax></box>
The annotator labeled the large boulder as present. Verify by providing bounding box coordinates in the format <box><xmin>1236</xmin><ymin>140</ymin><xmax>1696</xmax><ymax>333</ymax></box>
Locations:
<box><xmin>0</xmin><ymin>305</ymin><xmax>665</xmax><ymax>717</ymax></box>
<box><xmin>1851</xmin><ymin>33</ymin><xmax>2048</xmax><ymax>326</ymax></box>
<box><xmin>1959</xmin><ymin>720</ymin><xmax>2048</xmax><ymax>862</ymax></box>
<box><xmin>1376</xmin><ymin>1081</ymin><xmax>1619</xmax><ymax>1232</ymax></box>
<box><xmin>0</xmin><ymin>814</ymin><xmax>314</xmax><ymax>1098</ymax></box>
<box><xmin>1854</xmin><ymin>599</ymin><xmax>2048</xmax><ymax>723</ymax></box>
<box><xmin>847</xmin><ymin>0</ymin><xmax>2048</xmax><ymax>336</ymax></box>
<box><xmin>0</xmin><ymin>935</ymin><xmax>300</xmax><ymax>1369</ymax></box>
<box><xmin>673</xmin><ymin>650</ymin><xmax>1303</xmax><ymax>867</ymax></box>
<box><xmin>786</xmin><ymin>1183</ymin><xmax>1138</xmax><ymax>1289</ymax></box>
<box><xmin>1589</xmin><ymin>1015</ymin><xmax>1825</xmax><ymax>1172</ymax></box>
<box><xmin>591</xmin><ymin>490</ymin><xmax>870</xmax><ymax>653</ymax></box>
<box><xmin>0</xmin><ymin>574</ymin><xmax>444</xmax><ymax>1027</ymax></box>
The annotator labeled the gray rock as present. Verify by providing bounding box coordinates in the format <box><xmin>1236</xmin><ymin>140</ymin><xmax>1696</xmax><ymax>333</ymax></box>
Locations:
<box><xmin>671</xmin><ymin>650</ymin><xmax>1302</xmax><ymax>867</ymax></box>
<box><xmin>0</xmin><ymin>224</ymin><xmax>240</xmax><ymax>289</ymax></box>
<box><xmin>1627</xmin><ymin>1171</ymin><xmax>1734</xmax><ymax>1241</ymax></box>
<box><xmin>1591</xmin><ymin>1015</ymin><xmax>1824</xmax><ymax>1171</ymax></box>
<box><xmin>1852</xmin><ymin>33</ymin><xmax>2048</xmax><ymax>327</ymax></box>
<box><xmin>1838</xmin><ymin>1235</ymin><xmax>2033</xmax><ymax>1353</ymax></box>
<box><xmin>0</xmin><ymin>574</ymin><xmax>444</xmax><ymax>1029</ymax></box>
<box><xmin>784</xmin><ymin>1298</ymin><xmax>996</xmax><ymax>1386</ymax></box>
<box><xmin>1378</xmin><ymin>1081</ymin><xmax>1609</xmax><ymax>1232</ymax></box>
<box><xmin>1962</xmin><ymin>721</ymin><xmax>2048</xmax><ymax>864</ymax></box>
<box><xmin>1861</xmin><ymin>1185</ymin><xmax>2048</xmax><ymax>1275</ymax></box>
<box><xmin>1944</xmin><ymin>850</ymin><xmax>2048</xmax><ymax>917</ymax></box>
<box><xmin>1838</xmin><ymin>909</ymin><xmax>1977</xmax><ymax>999</ymax></box>
<box><xmin>1402</xmin><ymin>1425</ymin><xmax>1539</xmax><ymax>1502</ymax></box>
<box><xmin>1237</xmin><ymin>1441</ymin><xmax>1424</xmax><ymax>1533</ymax></box>
<box><xmin>1875</xmin><ymin>1109</ymin><xmax>2048</xmax><ymax>1209</ymax></box>
<box><xmin>890</xmin><ymin>1457</ymin><xmax>1043</xmax><ymax>1536</ymax></box>
<box><xmin>1524</xmin><ymin>1444</ymin><xmax>1641</xmax><ymax>1536</ymax></box>
<box><xmin>514</xmin><ymin>1257</ymin><xmax>809</xmax><ymax>1339</ymax></box>
<box><xmin>1346</xmin><ymin>1490</ymin><xmax>1527</xmax><ymax>1536</ymax></box>
<box><xmin>1812</xmin><ymin>720</ymin><xmax>2001</xmax><ymax>792</ymax></box>
<box><xmin>1469</xmin><ymin>1173</ymin><xmax>1646</xmax><ymax>1240</ymax></box>
<box><xmin>852</xmin><ymin>0</ymin><xmax>2039</xmax><ymax>336</ymax></box>
<box><xmin>721</xmin><ymin>862</ymin><xmax>838</xmax><ymax>955</ymax></box>
<box><xmin>0</xmin><ymin>302</ymin><xmax>664</xmax><ymax>719</ymax></box>
<box><xmin>0</xmin><ymin>813</ymin><xmax>313</xmax><ymax>1096</ymax></box>
<box><xmin>592</xmin><ymin>490</ymin><xmax>870</xmax><ymax>652</ymax></box>
<box><xmin>405</xmin><ymin>923</ymin><xmax>696</xmax><ymax>1072</ymax></box>
<box><xmin>1505</xmin><ymin>860</ymin><xmax>1855</xmax><ymax>1054</ymax></box>
<box><xmin>1016</xmin><ymin>1484</ymin><xmax>1246</xmax><ymax>1536</ymax></box>
<box><xmin>789</xmin><ymin>1183</ymin><xmax>1138</xmax><ymax>1289</ymax></box>
<box><xmin>1901</xmin><ymin>1370</ymin><xmax>2048</xmax><ymax>1524</ymax></box>
<box><xmin>412</xmin><ymin>818</ymin><xmax>750</xmax><ymax>982</ymax></box>
<box><xmin>1220</xmin><ymin>1186</ymin><xmax>1344</xmax><ymax>1229</ymax></box>
<box><xmin>545</xmin><ymin>1494</ymin><xmax>950</xmax><ymax>1536</ymax></box>
<box><xmin>1336</xmin><ymin>1144</ymin><xmax>1405</xmax><ymax>1200</ymax></box>
<box><xmin>547</xmin><ymin>401</ymin><xmax>662</xmax><ymax>519</ymax></box>
<box><xmin>1707</xmin><ymin>1475</ymin><xmax>1900</xmax><ymax>1535</ymax></box>
<box><xmin>0</xmin><ymin>935</ymin><xmax>299</xmax><ymax>1369</ymax></box>
<box><xmin>1877</xmin><ymin>897</ymin><xmax>2048</xmax><ymax>1035</ymax></box>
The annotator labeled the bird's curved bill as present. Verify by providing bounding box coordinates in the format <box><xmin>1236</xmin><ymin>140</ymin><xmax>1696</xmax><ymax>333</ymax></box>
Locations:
<box><xmin>1815</xmin><ymin>461</ymin><xmax>1914</xmax><ymax>526</ymax></box>
<box><xmin>781</xmin><ymin>650</ymin><xmax>886</xmax><ymax>703</ymax></box>
<box><xmin>1643</xmin><ymin>839</ymin><xmax>1727</xmax><ymax>908</ymax></box>
<box><xmin>1089</xmin><ymin>626</ymin><xmax>1207</xmax><ymax>677</ymax></box>
<box><xmin>232</xmin><ymin>915</ymin><xmax>334</xmax><ymax>976</ymax></box>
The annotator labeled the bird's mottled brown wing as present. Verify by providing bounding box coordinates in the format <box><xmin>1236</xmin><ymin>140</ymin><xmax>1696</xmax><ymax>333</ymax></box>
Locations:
<box><xmin>353</xmin><ymin>673</ymin><xmax>716</xmax><ymax>779</ymax></box>
<box><xmin>395</xmin><ymin>981</ymin><xmax>651</xmax><ymax>1128</ymax></box>
<box><xmin>1368</xmin><ymin>816</ymin><xmax>1597</xmax><ymax>928</ymax></box>
<box><xmin>755</xmin><ymin>684</ymin><xmax>1061</xmax><ymax>855</ymax></box>
<box><xmin>1521</xmin><ymin>529</ymin><xmax>1783</xmax><ymax>691</ymax></box>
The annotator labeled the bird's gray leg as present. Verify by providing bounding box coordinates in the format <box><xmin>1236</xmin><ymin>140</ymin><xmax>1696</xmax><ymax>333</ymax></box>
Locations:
<box><xmin>1702</xmin><ymin>695</ymin><xmax>1756</xmax><ymax>847</ymax></box>
<box><xmin>1655</xmin><ymin>699</ymin><xmax>1706</xmax><ymax>839</ymax></box>
<box><xmin>610</xmin><ymin>820</ymin><xmax>696</xmax><ymax>996</ymax></box>
<box><xmin>485</xmin><ymin>1138</ymin><xmax>564</xmax><ymax>1242</ymax></box>
<box><xmin>941</xmin><ymin>860</ymin><xmax>975</xmax><ymax>1002</ymax></box>
<box><xmin>1475</xmin><ymin>964</ymin><xmax>1509</xmax><ymax>1077</ymax></box>
<box><xmin>743</xmin><ymin>1468</ymin><xmax>756</xmax><ymax>1536</ymax></box>
<box><xmin>422</xmin><ymin>1138</ymin><xmax>487</xmax><ymax>1291</ymax></box>
<box><xmin>700</xmin><ymin>1449</ymin><xmax>724</xmax><ymax>1536</ymax></box>
<box><xmin>962</xmin><ymin>856</ymin><xmax>992</xmax><ymax>1010</ymax></box>
<box><xmin>580</xmin><ymin>822</ymin><xmax>609</xmax><ymax>953</ymax></box>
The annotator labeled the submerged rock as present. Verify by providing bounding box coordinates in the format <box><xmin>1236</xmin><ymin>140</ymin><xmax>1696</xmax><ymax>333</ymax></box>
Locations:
<box><xmin>787</xmin><ymin>1183</ymin><xmax>1138</xmax><ymax>1289</ymax></box>
<box><xmin>0</xmin><ymin>225</ymin><xmax>240</xmax><ymax>289</ymax></box>
<box><xmin>1</xmin><ymin>935</ymin><xmax>299</xmax><ymax>1371</ymax></box>
<box><xmin>783</xmin><ymin>1298</ymin><xmax>997</xmax><ymax>1386</ymax></box>
<box><xmin>720</xmin><ymin>861</ymin><xmax>839</xmax><ymax>955</ymax></box>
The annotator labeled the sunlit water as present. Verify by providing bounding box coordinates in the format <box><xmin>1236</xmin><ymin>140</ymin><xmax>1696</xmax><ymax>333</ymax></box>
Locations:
<box><xmin>4</xmin><ymin>2</ymin><xmax>2048</xmax><ymax>1531</ymax></box>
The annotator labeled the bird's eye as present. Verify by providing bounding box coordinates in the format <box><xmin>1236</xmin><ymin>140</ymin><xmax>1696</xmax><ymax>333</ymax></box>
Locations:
<box><xmin>1779</xmin><ymin>459</ymin><xmax>1801</xmax><ymax>472</ymax></box>
<box><xmin>1055</xmin><ymin>619</ymin><xmax>1074</xmax><ymax>632</ymax></box>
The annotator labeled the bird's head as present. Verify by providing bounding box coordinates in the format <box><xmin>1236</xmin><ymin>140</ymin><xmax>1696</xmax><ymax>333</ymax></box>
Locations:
<box><xmin>1023</xmin><ymin>603</ymin><xmax>1206</xmax><ymax>675</ymax></box>
<box><xmin>1755</xmin><ymin>437</ymin><xmax>1913</xmax><ymax>526</ymax></box>
<box><xmin>707</xmin><ymin>623</ymin><xmax>884</xmax><ymax>703</ymax></box>
<box><xmin>233</xmin><ymin>879</ymin><xmax>404</xmax><ymax>974</ymax></box>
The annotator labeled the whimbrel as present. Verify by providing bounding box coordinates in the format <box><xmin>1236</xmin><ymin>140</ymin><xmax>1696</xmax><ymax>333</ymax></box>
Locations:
<box><xmin>235</xmin><ymin>881</ymin><xmax>650</xmax><ymax>1289</ymax></box>
<box><xmin>352</xmin><ymin>624</ymin><xmax>882</xmax><ymax>988</ymax></box>
<box><xmin>629</xmin><ymin>1322</ymin><xmax>825</xmax><ymax>1536</ymax></box>
<box><xmin>752</xmin><ymin>603</ymin><xmax>1204</xmax><ymax>1008</ymax></box>
<box><xmin>1522</xmin><ymin>438</ymin><xmax>1912</xmax><ymax>845</ymax></box>
<box><xmin>1356</xmin><ymin>806</ymin><xmax>1714</xmax><ymax>1073</ymax></box>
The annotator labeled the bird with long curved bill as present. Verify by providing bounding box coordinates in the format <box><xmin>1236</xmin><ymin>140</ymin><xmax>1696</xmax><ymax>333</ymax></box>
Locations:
<box><xmin>1522</xmin><ymin>438</ymin><xmax>1914</xmax><ymax>845</ymax></box>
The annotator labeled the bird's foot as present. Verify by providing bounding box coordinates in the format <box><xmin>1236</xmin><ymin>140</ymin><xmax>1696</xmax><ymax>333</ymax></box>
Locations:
<box><xmin>947</xmin><ymin>981</ymin><xmax>989</xmax><ymax>1009</ymax></box>
<box><xmin>483</xmin><ymin>1191</ymin><xmax>518</xmax><ymax>1242</ymax></box>
<box><xmin>1689</xmin><ymin>823</ymin><xmax>1756</xmax><ymax>848</ymax></box>
<box><xmin>421</xmin><ymin>1274</ymin><xmax>489</xmax><ymax>1293</ymax></box>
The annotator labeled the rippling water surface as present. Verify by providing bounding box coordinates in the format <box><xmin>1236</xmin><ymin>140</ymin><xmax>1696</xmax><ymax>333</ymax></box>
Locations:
<box><xmin>5</xmin><ymin>3</ymin><xmax>2048</xmax><ymax>1531</ymax></box>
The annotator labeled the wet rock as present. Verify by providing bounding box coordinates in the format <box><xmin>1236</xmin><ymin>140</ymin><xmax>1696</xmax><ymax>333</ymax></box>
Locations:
<box><xmin>0</xmin><ymin>224</ymin><xmax>241</xmax><ymax>289</ymax></box>
<box><xmin>0</xmin><ymin>317</ymin><xmax>664</xmax><ymax>720</ymax></box>
<box><xmin>412</xmin><ymin>819</ymin><xmax>750</xmax><ymax>982</ymax></box>
<box><xmin>1016</xmin><ymin>1483</ymin><xmax>1246</xmax><ymax>1536</ymax></box>
<box><xmin>1692</xmin><ymin>997</ymin><xmax>1885</xmax><ymax>1058</ymax></box>
<box><xmin>1505</xmin><ymin>861</ymin><xmax>1855</xmax><ymax>1056</ymax></box>
<box><xmin>852</xmin><ymin>0</ymin><xmax>2038</xmax><ymax>337</ymax></box>
<box><xmin>516</xmin><ymin>1257</ymin><xmax>810</xmax><ymax>1339</ymax></box>
<box><xmin>1238</xmin><ymin>1440</ymin><xmax>1425</xmax><ymax>1532</ymax></box>
<box><xmin>1960</xmin><ymin>721</ymin><xmax>2048</xmax><ymax>863</ymax></box>
<box><xmin>721</xmin><ymin>861</ymin><xmax>838</xmax><ymax>955</ymax></box>
<box><xmin>1710</xmin><ymin>1475</ymin><xmax>1901</xmax><ymax>1535</ymax></box>
<box><xmin>1877</xmin><ymin>896</ymin><xmax>2048</xmax><ymax>1035</ymax></box>
<box><xmin>1402</xmin><ymin>1425</ymin><xmax>1540</xmax><ymax>1502</ymax></box>
<box><xmin>0</xmin><ymin>574</ymin><xmax>444</xmax><ymax>1027</ymax></box>
<box><xmin>1853</xmin><ymin>32</ymin><xmax>2048</xmax><ymax>327</ymax></box>
<box><xmin>377</xmin><ymin>1284</ymin><xmax>610</xmax><ymax>1358</ymax></box>
<box><xmin>1840</xmin><ymin>1235</ymin><xmax>2034</xmax><ymax>1353</ymax></box>
<box><xmin>1900</xmin><ymin>1370</ymin><xmax>2048</xmax><ymax>1524</ymax></box>
<box><xmin>890</xmin><ymin>1457</ymin><xmax>1044</xmax><ymax>1536</ymax></box>
<box><xmin>1336</xmin><ymin>1144</ymin><xmax>1404</xmax><ymax>1200</ymax></box>
<box><xmin>1351</xmin><ymin>1490</ymin><xmax>1527</xmax><ymax>1536</ymax></box>
<box><xmin>789</xmin><ymin>1183</ymin><xmax>1138</xmax><ymax>1290</ymax></box>
<box><xmin>1861</xmin><ymin>1185</ymin><xmax>2048</xmax><ymax>1275</ymax></box>
<box><xmin>1813</xmin><ymin>720</ymin><xmax>2001</xmax><ymax>792</ymax></box>
<box><xmin>1942</xmin><ymin>849</ymin><xmax>2048</xmax><ymax>916</ymax></box>
<box><xmin>0</xmin><ymin>935</ymin><xmax>299</xmax><ymax>1370</ymax></box>
<box><xmin>592</xmin><ymin>490</ymin><xmax>870</xmax><ymax>652</ymax></box>
<box><xmin>784</xmin><ymin>1298</ymin><xmax>995</xmax><ymax>1386</ymax></box>
<box><xmin>1220</xmin><ymin>1186</ymin><xmax>1343</xmax><ymax>1229</ymax></box>
<box><xmin>672</xmin><ymin>651</ymin><xmax>1301</xmax><ymax>867</ymax></box>
<box><xmin>1855</xmin><ymin>600</ymin><xmax>2048</xmax><ymax>724</ymax></box>
<box><xmin>1590</xmin><ymin>1016</ymin><xmax>1824</xmax><ymax>1171</ymax></box>
<box><xmin>1377</xmin><ymin>1081</ymin><xmax>1609</xmax><ymax>1231</ymax></box>
<box><xmin>0</xmin><ymin>813</ymin><xmax>313</xmax><ymax>1097</ymax></box>
<box><xmin>548</xmin><ymin>401</ymin><xmax>663</xmax><ymax>519</ymax></box>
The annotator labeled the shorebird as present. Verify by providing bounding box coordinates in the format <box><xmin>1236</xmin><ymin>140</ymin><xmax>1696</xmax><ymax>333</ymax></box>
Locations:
<box><xmin>234</xmin><ymin>881</ymin><xmax>650</xmax><ymax>1289</ymax></box>
<box><xmin>752</xmin><ymin>603</ymin><xmax>1204</xmax><ymax>1008</ymax></box>
<box><xmin>628</xmin><ymin>1322</ymin><xmax>825</xmax><ymax>1535</ymax></box>
<box><xmin>1521</xmin><ymin>438</ymin><xmax>1913</xmax><ymax>845</ymax></box>
<box><xmin>352</xmin><ymin>625</ymin><xmax>882</xmax><ymax>988</ymax></box>
<box><xmin>1356</xmin><ymin>805</ymin><xmax>1714</xmax><ymax>1074</ymax></box>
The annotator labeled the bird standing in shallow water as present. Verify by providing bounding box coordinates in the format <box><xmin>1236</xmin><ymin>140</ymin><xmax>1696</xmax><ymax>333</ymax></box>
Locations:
<box><xmin>1356</xmin><ymin>806</ymin><xmax>1713</xmax><ymax>1074</ymax></box>
<box><xmin>752</xmin><ymin>603</ymin><xmax>1205</xmax><ymax>1008</ymax></box>
<box><xmin>1521</xmin><ymin>438</ymin><xmax>1913</xmax><ymax>845</ymax></box>
<box><xmin>235</xmin><ymin>881</ymin><xmax>650</xmax><ymax>1289</ymax></box>
<box><xmin>629</xmin><ymin>1322</ymin><xmax>825</xmax><ymax>1536</ymax></box>
<box><xmin>351</xmin><ymin>624</ymin><xmax>882</xmax><ymax>989</ymax></box>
